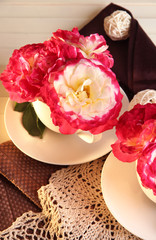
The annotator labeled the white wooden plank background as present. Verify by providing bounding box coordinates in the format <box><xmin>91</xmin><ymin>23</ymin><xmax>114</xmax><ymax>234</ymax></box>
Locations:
<box><xmin>0</xmin><ymin>0</ymin><xmax>156</xmax><ymax>97</ymax></box>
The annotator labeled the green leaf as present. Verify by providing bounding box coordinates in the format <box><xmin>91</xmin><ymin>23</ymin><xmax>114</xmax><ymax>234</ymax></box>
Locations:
<box><xmin>14</xmin><ymin>102</ymin><xmax>29</xmax><ymax>112</ymax></box>
<box><xmin>22</xmin><ymin>103</ymin><xmax>45</xmax><ymax>138</ymax></box>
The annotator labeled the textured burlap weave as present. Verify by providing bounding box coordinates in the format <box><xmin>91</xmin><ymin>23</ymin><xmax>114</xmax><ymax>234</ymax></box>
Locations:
<box><xmin>0</xmin><ymin>140</ymin><xmax>62</xmax><ymax>231</ymax></box>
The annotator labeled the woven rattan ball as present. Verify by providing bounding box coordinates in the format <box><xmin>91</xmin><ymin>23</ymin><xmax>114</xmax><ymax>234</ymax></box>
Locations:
<box><xmin>104</xmin><ymin>10</ymin><xmax>131</xmax><ymax>41</ymax></box>
<box><xmin>128</xmin><ymin>89</ymin><xmax>156</xmax><ymax>110</ymax></box>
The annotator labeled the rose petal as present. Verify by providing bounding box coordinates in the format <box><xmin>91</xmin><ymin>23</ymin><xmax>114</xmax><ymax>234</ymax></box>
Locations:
<box><xmin>112</xmin><ymin>140</ymin><xmax>140</xmax><ymax>162</ymax></box>
<box><xmin>137</xmin><ymin>142</ymin><xmax>156</xmax><ymax>195</ymax></box>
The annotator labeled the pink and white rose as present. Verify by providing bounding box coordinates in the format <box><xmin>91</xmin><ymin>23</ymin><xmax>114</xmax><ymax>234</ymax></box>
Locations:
<box><xmin>0</xmin><ymin>27</ymin><xmax>123</xmax><ymax>135</ymax></box>
<box><xmin>41</xmin><ymin>58</ymin><xmax>122</xmax><ymax>134</ymax></box>
<box><xmin>0</xmin><ymin>28</ymin><xmax>114</xmax><ymax>104</ymax></box>
<box><xmin>111</xmin><ymin>103</ymin><xmax>156</xmax><ymax>162</ymax></box>
<box><xmin>0</xmin><ymin>43</ymin><xmax>60</xmax><ymax>102</ymax></box>
<box><xmin>137</xmin><ymin>141</ymin><xmax>156</xmax><ymax>195</ymax></box>
<box><xmin>52</xmin><ymin>27</ymin><xmax>114</xmax><ymax>68</ymax></box>
<box><xmin>112</xmin><ymin>102</ymin><xmax>156</xmax><ymax>194</ymax></box>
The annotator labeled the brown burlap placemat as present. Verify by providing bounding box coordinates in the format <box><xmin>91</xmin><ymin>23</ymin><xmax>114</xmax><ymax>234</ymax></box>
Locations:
<box><xmin>0</xmin><ymin>141</ymin><xmax>62</xmax><ymax>230</ymax></box>
<box><xmin>0</xmin><ymin>174</ymin><xmax>40</xmax><ymax>231</ymax></box>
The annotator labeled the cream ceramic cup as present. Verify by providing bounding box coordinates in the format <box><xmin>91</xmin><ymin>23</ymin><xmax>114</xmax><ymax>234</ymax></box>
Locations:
<box><xmin>136</xmin><ymin>170</ymin><xmax>156</xmax><ymax>204</ymax></box>
<box><xmin>32</xmin><ymin>100</ymin><xmax>102</xmax><ymax>143</ymax></box>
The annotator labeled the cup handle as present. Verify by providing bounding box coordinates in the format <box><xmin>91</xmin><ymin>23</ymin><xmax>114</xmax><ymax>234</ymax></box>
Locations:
<box><xmin>77</xmin><ymin>131</ymin><xmax>102</xmax><ymax>143</ymax></box>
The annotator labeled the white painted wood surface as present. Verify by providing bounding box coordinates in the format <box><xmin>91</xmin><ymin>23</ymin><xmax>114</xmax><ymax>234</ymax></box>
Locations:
<box><xmin>0</xmin><ymin>0</ymin><xmax>155</xmax><ymax>142</ymax></box>
<box><xmin>0</xmin><ymin>1</ymin><xmax>155</xmax><ymax>69</ymax></box>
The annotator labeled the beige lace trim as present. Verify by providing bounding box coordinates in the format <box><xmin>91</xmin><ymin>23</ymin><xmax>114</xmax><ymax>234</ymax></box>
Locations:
<box><xmin>0</xmin><ymin>211</ymin><xmax>52</xmax><ymax>240</ymax></box>
<box><xmin>0</xmin><ymin>158</ymin><xmax>140</xmax><ymax>240</ymax></box>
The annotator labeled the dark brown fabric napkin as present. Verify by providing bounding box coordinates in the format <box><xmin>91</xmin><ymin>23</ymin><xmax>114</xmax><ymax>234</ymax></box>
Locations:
<box><xmin>0</xmin><ymin>141</ymin><xmax>62</xmax><ymax>230</ymax></box>
<box><xmin>0</xmin><ymin>2</ymin><xmax>156</xmax><ymax>232</ymax></box>
<box><xmin>0</xmin><ymin>174</ymin><xmax>40</xmax><ymax>231</ymax></box>
<box><xmin>80</xmin><ymin>3</ymin><xmax>156</xmax><ymax>100</ymax></box>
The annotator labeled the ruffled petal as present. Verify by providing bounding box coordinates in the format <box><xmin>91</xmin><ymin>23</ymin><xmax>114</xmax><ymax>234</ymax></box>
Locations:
<box><xmin>137</xmin><ymin>142</ymin><xmax>156</xmax><ymax>195</ymax></box>
<box><xmin>112</xmin><ymin>140</ymin><xmax>140</xmax><ymax>162</ymax></box>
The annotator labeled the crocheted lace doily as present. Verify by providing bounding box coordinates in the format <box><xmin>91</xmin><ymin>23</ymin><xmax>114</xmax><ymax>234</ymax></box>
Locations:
<box><xmin>0</xmin><ymin>158</ymin><xmax>140</xmax><ymax>239</ymax></box>
<box><xmin>104</xmin><ymin>10</ymin><xmax>131</xmax><ymax>41</ymax></box>
<box><xmin>0</xmin><ymin>211</ymin><xmax>52</xmax><ymax>240</ymax></box>
<box><xmin>129</xmin><ymin>89</ymin><xmax>156</xmax><ymax>110</ymax></box>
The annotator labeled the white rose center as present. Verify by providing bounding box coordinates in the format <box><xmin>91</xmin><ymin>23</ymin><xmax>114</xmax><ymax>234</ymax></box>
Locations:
<box><xmin>54</xmin><ymin>60</ymin><xmax>117</xmax><ymax>120</ymax></box>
